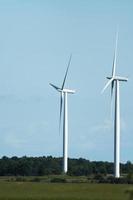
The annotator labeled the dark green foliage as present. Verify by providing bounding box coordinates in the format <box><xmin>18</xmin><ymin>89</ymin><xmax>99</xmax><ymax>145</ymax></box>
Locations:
<box><xmin>0</xmin><ymin>156</ymin><xmax>133</xmax><ymax>178</ymax></box>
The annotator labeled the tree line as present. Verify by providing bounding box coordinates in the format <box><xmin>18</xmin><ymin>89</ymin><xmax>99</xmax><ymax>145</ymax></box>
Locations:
<box><xmin>0</xmin><ymin>156</ymin><xmax>132</xmax><ymax>176</ymax></box>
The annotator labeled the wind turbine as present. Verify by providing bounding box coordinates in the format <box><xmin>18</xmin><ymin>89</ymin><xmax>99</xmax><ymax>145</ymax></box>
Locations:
<box><xmin>102</xmin><ymin>33</ymin><xmax>128</xmax><ymax>178</ymax></box>
<box><xmin>50</xmin><ymin>55</ymin><xmax>75</xmax><ymax>173</ymax></box>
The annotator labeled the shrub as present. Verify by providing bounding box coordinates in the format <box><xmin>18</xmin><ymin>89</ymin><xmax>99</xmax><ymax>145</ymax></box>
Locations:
<box><xmin>50</xmin><ymin>177</ymin><xmax>67</xmax><ymax>183</ymax></box>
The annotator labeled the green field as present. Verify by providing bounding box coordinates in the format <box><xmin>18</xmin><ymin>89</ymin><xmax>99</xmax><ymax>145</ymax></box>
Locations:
<box><xmin>0</xmin><ymin>182</ymin><xmax>132</xmax><ymax>200</ymax></box>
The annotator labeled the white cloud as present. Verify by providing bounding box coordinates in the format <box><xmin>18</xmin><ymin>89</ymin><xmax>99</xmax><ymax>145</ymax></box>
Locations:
<box><xmin>90</xmin><ymin>119</ymin><xmax>112</xmax><ymax>134</ymax></box>
<box><xmin>90</xmin><ymin>118</ymin><xmax>127</xmax><ymax>134</ymax></box>
<box><xmin>4</xmin><ymin>131</ymin><xmax>27</xmax><ymax>149</ymax></box>
<box><xmin>3</xmin><ymin>120</ymin><xmax>49</xmax><ymax>150</ymax></box>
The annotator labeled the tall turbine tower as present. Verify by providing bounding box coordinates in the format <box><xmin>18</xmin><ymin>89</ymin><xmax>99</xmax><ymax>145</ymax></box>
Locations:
<box><xmin>102</xmin><ymin>33</ymin><xmax>128</xmax><ymax>178</ymax></box>
<box><xmin>50</xmin><ymin>55</ymin><xmax>75</xmax><ymax>173</ymax></box>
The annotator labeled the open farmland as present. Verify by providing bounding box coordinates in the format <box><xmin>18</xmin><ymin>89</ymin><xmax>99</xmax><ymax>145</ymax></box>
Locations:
<box><xmin>0</xmin><ymin>181</ymin><xmax>131</xmax><ymax>200</ymax></box>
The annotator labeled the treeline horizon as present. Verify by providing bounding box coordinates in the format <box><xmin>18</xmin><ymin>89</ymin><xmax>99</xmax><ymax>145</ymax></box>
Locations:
<box><xmin>0</xmin><ymin>156</ymin><xmax>132</xmax><ymax>176</ymax></box>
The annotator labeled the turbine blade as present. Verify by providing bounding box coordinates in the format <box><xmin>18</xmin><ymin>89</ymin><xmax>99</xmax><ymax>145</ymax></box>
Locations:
<box><xmin>59</xmin><ymin>92</ymin><xmax>63</xmax><ymax>133</ymax></box>
<box><xmin>61</xmin><ymin>54</ymin><xmax>72</xmax><ymax>90</ymax></box>
<box><xmin>49</xmin><ymin>83</ymin><xmax>60</xmax><ymax>91</ymax></box>
<box><xmin>112</xmin><ymin>31</ymin><xmax>118</xmax><ymax>77</ymax></box>
<box><xmin>110</xmin><ymin>80</ymin><xmax>114</xmax><ymax>119</ymax></box>
<box><xmin>111</xmin><ymin>80</ymin><xmax>114</xmax><ymax>101</ymax></box>
<box><xmin>101</xmin><ymin>78</ymin><xmax>114</xmax><ymax>94</ymax></box>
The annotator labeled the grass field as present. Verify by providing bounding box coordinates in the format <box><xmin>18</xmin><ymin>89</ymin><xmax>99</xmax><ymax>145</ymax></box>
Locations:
<box><xmin>0</xmin><ymin>181</ymin><xmax>131</xmax><ymax>200</ymax></box>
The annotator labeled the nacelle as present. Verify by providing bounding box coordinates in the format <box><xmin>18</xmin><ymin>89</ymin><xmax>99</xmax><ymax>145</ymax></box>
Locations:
<box><xmin>107</xmin><ymin>76</ymin><xmax>128</xmax><ymax>82</ymax></box>
<box><xmin>63</xmin><ymin>89</ymin><xmax>75</xmax><ymax>94</ymax></box>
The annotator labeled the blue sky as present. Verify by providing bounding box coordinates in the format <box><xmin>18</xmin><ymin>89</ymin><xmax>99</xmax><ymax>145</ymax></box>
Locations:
<box><xmin>0</xmin><ymin>0</ymin><xmax>132</xmax><ymax>162</ymax></box>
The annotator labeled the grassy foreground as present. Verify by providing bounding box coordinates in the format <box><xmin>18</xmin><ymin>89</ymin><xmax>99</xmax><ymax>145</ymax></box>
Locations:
<box><xmin>0</xmin><ymin>182</ymin><xmax>131</xmax><ymax>200</ymax></box>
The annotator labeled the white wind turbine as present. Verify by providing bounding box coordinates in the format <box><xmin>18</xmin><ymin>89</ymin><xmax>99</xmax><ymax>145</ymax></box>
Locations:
<box><xmin>50</xmin><ymin>55</ymin><xmax>75</xmax><ymax>173</ymax></box>
<box><xmin>102</xmin><ymin>33</ymin><xmax>128</xmax><ymax>178</ymax></box>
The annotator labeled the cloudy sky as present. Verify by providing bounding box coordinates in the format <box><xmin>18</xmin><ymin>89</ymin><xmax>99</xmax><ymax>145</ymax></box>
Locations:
<box><xmin>0</xmin><ymin>0</ymin><xmax>132</xmax><ymax>162</ymax></box>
